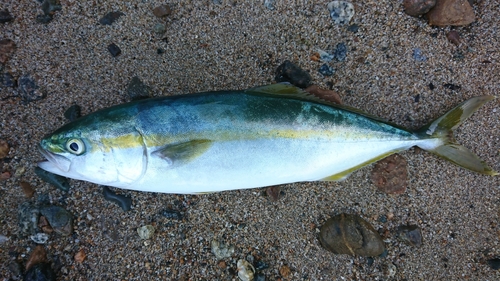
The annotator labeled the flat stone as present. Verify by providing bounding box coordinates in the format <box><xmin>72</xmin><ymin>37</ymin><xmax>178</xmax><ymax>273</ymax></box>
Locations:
<box><xmin>427</xmin><ymin>0</ymin><xmax>475</xmax><ymax>26</ymax></box>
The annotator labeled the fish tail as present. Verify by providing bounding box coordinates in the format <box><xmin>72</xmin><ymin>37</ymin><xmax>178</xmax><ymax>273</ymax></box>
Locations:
<box><xmin>415</xmin><ymin>95</ymin><xmax>498</xmax><ymax>175</ymax></box>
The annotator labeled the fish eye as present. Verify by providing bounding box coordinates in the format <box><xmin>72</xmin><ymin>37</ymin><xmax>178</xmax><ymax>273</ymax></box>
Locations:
<box><xmin>66</xmin><ymin>139</ymin><xmax>85</xmax><ymax>155</ymax></box>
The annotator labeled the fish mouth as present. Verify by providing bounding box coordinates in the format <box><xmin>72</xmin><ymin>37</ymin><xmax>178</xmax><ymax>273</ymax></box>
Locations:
<box><xmin>37</xmin><ymin>143</ymin><xmax>71</xmax><ymax>173</ymax></box>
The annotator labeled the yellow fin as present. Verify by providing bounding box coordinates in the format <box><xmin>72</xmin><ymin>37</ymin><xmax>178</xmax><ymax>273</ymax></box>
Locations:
<box><xmin>152</xmin><ymin>139</ymin><xmax>213</xmax><ymax>166</ymax></box>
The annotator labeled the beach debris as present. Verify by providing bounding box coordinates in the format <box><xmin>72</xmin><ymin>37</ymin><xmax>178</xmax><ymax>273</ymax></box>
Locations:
<box><xmin>40</xmin><ymin>205</ymin><xmax>73</xmax><ymax>236</ymax></box>
<box><xmin>35</xmin><ymin>167</ymin><xmax>71</xmax><ymax>192</ymax></box>
<box><xmin>0</xmin><ymin>38</ymin><xmax>16</xmax><ymax>64</ymax></box>
<box><xmin>371</xmin><ymin>154</ymin><xmax>408</xmax><ymax>195</ymax></box>
<box><xmin>0</xmin><ymin>9</ymin><xmax>14</xmax><ymax>23</ymax></box>
<box><xmin>20</xmin><ymin>181</ymin><xmax>36</xmax><ymax>198</ymax></box>
<box><xmin>127</xmin><ymin>76</ymin><xmax>153</xmax><ymax>101</ymax></box>
<box><xmin>275</xmin><ymin>60</ymin><xmax>312</xmax><ymax>88</ymax></box>
<box><xmin>161</xmin><ymin>209</ymin><xmax>182</xmax><ymax>220</ymax></box>
<box><xmin>264</xmin><ymin>0</ymin><xmax>275</xmax><ymax>10</ymax></box>
<box><xmin>412</xmin><ymin>48</ymin><xmax>427</xmax><ymax>62</ymax></box>
<box><xmin>153</xmin><ymin>5</ymin><xmax>172</xmax><ymax>18</ymax></box>
<box><xmin>74</xmin><ymin>249</ymin><xmax>86</xmax><ymax>263</ymax></box>
<box><xmin>211</xmin><ymin>239</ymin><xmax>235</xmax><ymax>260</ymax></box>
<box><xmin>137</xmin><ymin>225</ymin><xmax>155</xmax><ymax>240</ymax></box>
<box><xmin>102</xmin><ymin>186</ymin><xmax>132</xmax><ymax>211</ymax></box>
<box><xmin>403</xmin><ymin>0</ymin><xmax>436</xmax><ymax>17</ymax></box>
<box><xmin>23</xmin><ymin>263</ymin><xmax>56</xmax><ymax>281</ymax></box>
<box><xmin>237</xmin><ymin>259</ymin><xmax>255</xmax><ymax>281</ymax></box>
<box><xmin>427</xmin><ymin>0</ymin><xmax>475</xmax><ymax>26</ymax></box>
<box><xmin>318</xmin><ymin>64</ymin><xmax>335</xmax><ymax>76</ymax></box>
<box><xmin>0</xmin><ymin>139</ymin><xmax>9</xmax><ymax>158</ymax></box>
<box><xmin>30</xmin><ymin>233</ymin><xmax>49</xmax><ymax>244</ymax></box>
<box><xmin>305</xmin><ymin>85</ymin><xmax>342</xmax><ymax>105</ymax></box>
<box><xmin>265</xmin><ymin>185</ymin><xmax>281</xmax><ymax>201</ymax></box>
<box><xmin>64</xmin><ymin>105</ymin><xmax>81</xmax><ymax>121</ymax></box>
<box><xmin>107</xmin><ymin>43</ymin><xmax>121</xmax><ymax>57</ymax></box>
<box><xmin>333</xmin><ymin>42</ymin><xmax>348</xmax><ymax>61</ymax></box>
<box><xmin>319</xmin><ymin>213</ymin><xmax>385</xmax><ymax>256</ymax></box>
<box><xmin>446</xmin><ymin>30</ymin><xmax>461</xmax><ymax>45</ymax></box>
<box><xmin>18</xmin><ymin>75</ymin><xmax>47</xmax><ymax>104</ymax></box>
<box><xmin>26</xmin><ymin>245</ymin><xmax>48</xmax><ymax>271</ymax></box>
<box><xmin>327</xmin><ymin>1</ymin><xmax>355</xmax><ymax>25</ymax></box>
<box><xmin>99</xmin><ymin>11</ymin><xmax>124</xmax><ymax>25</ymax></box>
<box><xmin>397</xmin><ymin>225</ymin><xmax>423</xmax><ymax>247</ymax></box>
<box><xmin>487</xmin><ymin>258</ymin><xmax>500</xmax><ymax>270</ymax></box>
<box><xmin>279</xmin><ymin>265</ymin><xmax>291</xmax><ymax>278</ymax></box>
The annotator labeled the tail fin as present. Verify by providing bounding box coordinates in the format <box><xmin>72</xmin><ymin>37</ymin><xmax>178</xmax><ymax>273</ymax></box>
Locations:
<box><xmin>416</xmin><ymin>96</ymin><xmax>498</xmax><ymax>175</ymax></box>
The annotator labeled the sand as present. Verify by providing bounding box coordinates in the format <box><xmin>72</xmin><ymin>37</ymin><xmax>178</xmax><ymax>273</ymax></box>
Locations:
<box><xmin>1</xmin><ymin>0</ymin><xmax>499</xmax><ymax>280</ymax></box>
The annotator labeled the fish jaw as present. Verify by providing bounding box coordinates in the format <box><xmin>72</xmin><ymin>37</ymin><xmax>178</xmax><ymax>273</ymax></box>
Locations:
<box><xmin>37</xmin><ymin>144</ymin><xmax>71</xmax><ymax>173</ymax></box>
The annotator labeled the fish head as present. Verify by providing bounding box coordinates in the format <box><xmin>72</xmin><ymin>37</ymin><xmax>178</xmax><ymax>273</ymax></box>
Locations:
<box><xmin>38</xmin><ymin>116</ymin><xmax>147</xmax><ymax>187</ymax></box>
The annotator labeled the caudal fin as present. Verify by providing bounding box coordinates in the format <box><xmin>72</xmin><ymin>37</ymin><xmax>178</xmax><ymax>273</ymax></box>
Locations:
<box><xmin>416</xmin><ymin>96</ymin><xmax>498</xmax><ymax>175</ymax></box>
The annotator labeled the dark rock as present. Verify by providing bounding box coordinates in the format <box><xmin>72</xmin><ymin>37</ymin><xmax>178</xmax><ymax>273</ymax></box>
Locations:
<box><xmin>35</xmin><ymin>167</ymin><xmax>70</xmax><ymax>192</ymax></box>
<box><xmin>265</xmin><ymin>185</ymin><xmax>281</xmax><ymax>201</ymax></box>
<box><xmin>153</xmin><ymin>23</ymin><xmax>166</xmax><ymax>34</ymax></box>
<box><xmin>41</xmin><ymin>0</ymin><xmax>62</xmax><ymax>16</ymax></box>
<box><xmin>23</xmin><ymin>263</ymin><xmax>56</xmax><ymax>281</ymax></box>
<box><xmin>20</xmin><ymin>181</ymin><xmax>36</xmax><ymax>198</ymax></box>
<box><xmin>99</xmin><ymin>11</ymin><xmax>124</xmax><ymax>25</ymax></box>
<box><xmin>0</xmin><ymin>38</ymin><xmax>16</xmax><ymax>64</ymax></box>
<box><xmin>63</xmin><ymin>104</ymin><xmax>81</xmax><ymax>121</ymax></box>
<box><xmin>318</xmin><ymin>64</ymin><xmax>335</xmax><ymax>76</ymax></box>
<box><xmin>153</xmin><ymin>5</ymin><xmax>172</xmax><ymax>18</ymax></box>
<box><xmin>254</xmin><ymin>260</ymin><xmax>269</xmax><ymax>271</ymax></box>
<box><xmin>0</xmin><ymin>9</ymin><xmax>14</xmax><ymax>23</ymax></box>
<box><xmin>446</xmin><ymin>30</ymin><xmax>461</xmax><ymax>45</ymax></box>
<box><xmin>397</xmin><ymin>225</ymin><xmax>423</xmax><ymax>247</ymax></box>
<box><xmin>371</xmin><ymin>154</ymin><xmax>408</xmax><ymax>195</ymax></box>
<box><xmin>102</xmin><ymin>186</ymin><xmax>132</xmax><ymax>211</ymax></box>
<box><xmin>347</xmin><ymin>24</ymin><xmax>359</xmax><ymax>33</ymax></box>
<box><xmin>157</xmin><ymin>48</ymin><xmax>165</xmax><ymax>54</ymax></box>
<box><xmin>40</xmin><ymin>205</ymin><xmax>73</xmax><ymax>236</ymax></box>
<box><xmin>427</xmin><ymin>0</ymin><xmax>475</xmax><ymax>26</ymax></box>
<box><xmin>36</xmin><ymin>14</ymin><xmax>53</xmax><ymax>24</ymax></box>
<box><xmin>403</xmin><ymin>0</ymin><xmax>436</xmax><ymax>17</ymax></box>
<box><xmin>443</xmin><ymin>83</ymin><xmax>461</xmax><ymax>90</ymax></box>
<box><xmin>161</xmin><ymin>209</ymin><xmax>182</xmax><ymax>220</ymax></box>
<box><xmin>487</xmin><ymin>258</ymin><xmax>500</xmax><ymax>270</ymax></box>
<box><xmin>17</xmin><ymin>75</ymin><xmax>47</xmax><ymax>104</ymax></box>
<box><xmin>107</xmin><ymin>43</ymin><xmax>121</xmax><ymax>57</ymax></box>
<box><xmin>428</xmin><ymin>82</ymin><xmax>435</xmax><ymax>90</ymax></box>
<box><xmin>275</xmin><ymin>60</ymin><xmax>312</xmax><ymax>88</ymax></box>
<box><xmin>333</xmin><ymin>42</ymin><xmax>347</xmax><ymax>61</ymax></box>
<box><xmin>26</xmin><ymin>245</ymin><xmax>48</xmax><ymax>271</ymax></box>
<box><xmin>18</xmin><ymin>202</ymin><xmax>40</xmax><ymax>236</ymax></box>
<box><xmin>1</xmin><ymin>72</ymin><xmax>16</xmax><ymax>87</ymax></box>
<box><xmin>127</xmin><ymin>76</ymin><xmax>152</xmax><ymax>100</ymax></box>
<box><xmin>254</xmin><ymin>273</ymin><xmax>266</xmax><ymax>281</ymax></box>
<box><xmin>319</xmin><ymin>213</ymin><xmax>385</xmax><ymax>257</ymax></box>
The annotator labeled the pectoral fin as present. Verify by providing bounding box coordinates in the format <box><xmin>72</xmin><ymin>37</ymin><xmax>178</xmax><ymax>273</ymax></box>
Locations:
<box><xmin>152</xmin><ymin>139</ymin><xmax>213</xmax><ymax>166</ymax></box>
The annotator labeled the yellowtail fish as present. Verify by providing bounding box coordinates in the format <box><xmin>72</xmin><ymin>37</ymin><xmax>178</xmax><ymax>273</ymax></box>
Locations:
<box><xmin>38</xmin><ymin>84</ymin><xmax>497</xmax><ymax>193</ymax></box>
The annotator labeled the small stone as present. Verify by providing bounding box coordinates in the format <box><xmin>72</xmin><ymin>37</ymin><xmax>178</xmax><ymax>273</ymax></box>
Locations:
<box><xmin>327</xmin><ymin>1</ymin><xmax>355</xmax><ymax>25</ymax></box>
<box><xmin>317</xmin><ymin>49</ymin><xmax>334</xmax><ymax>62</ymax></box>
<box><xmin>30</xmin><ymin>233</ymin><xmax>49</xmax><ymax>244</ymax></box>
<box><xmin>254</xmin><ymin>260</ymin><xmax>269</xmax><ymax>271</ymax></box>
<box><xmin>427</xmin><ymin>0</ymin><xmax>475</xmax><ymax>26</ymax></box>
<box><xmin>487</xmin><ymin>258</ymin><xmax>500</xmax><ymax>270</ymax></box>
<box><xmin>279</xmin><ymin>265</ymin><xmax>291</xmax><ymax>278</ymax></box>
<box><xmin>161</xmin><ymin>209</ymin><xmax>182</xmax><ymax>220</ymax></box>
<box><xmin>446</xmin><ymin>30</ymin><xmax>461</xmax><ymax>45</ymax></box>
<box><xmin>137</xmin><ymin>225</ymin><xmax>155</xmax><ymax>240</ymax></box>
<box><xmin>0</xmin><ymin>171</ymin><xmax>11</xmax><ymax>180</ymax></box>
<box><xmin>99</xmin><ymin>11</ymin><xmax>124</xmax><ymax>25</ymax></box>
<box><xmin>2</xmin><ymin>72</ymin><xmax>16</xmax><ymax>87</ymax></box>
<box><xmin>397</xmin><ymin>225</ymin><xmax>423</xmax><ymax>247</ymax></box>
<box><xmin>40</xmin><ymin>205</ymin><xmax>73</xmax><ymax>236</ymax></box>
<box><xmin>38</xmin><ymin>216</ymin><xmax>54</xmax><ymax>234</ymax></box>
<box><xmin>264</xmin><ymin>0</ymin><xmax>275</xmax><ymax>10</ymax></box>
<box><xmin>153</xmin><ymin>5</ymin><xmax>172</xmax><ymax>18</ymax></box>
<box><xmin>237</xmin><ymin>259</ymin><xmax>255</xmax><ymax>281</ymax></box>
<box><xmin>305</xmin><ymin>85</ymin><xmax>342</xmax><ymax>105</ymax></box>
<box><xmin>319</xmin><ymin>213</ymin><xmax>385</xmax><ymax>257</ymax></box>
<box><xmin>18</xmin><ymin>202</ymin><xmax>40</xmax><ymax>236</ymax></box>
<box><xmin>0</xmin><ymin>234</ymin><xmax>9</xmax><ymax>243</ymax></box>
<box><xmin>0</xmin><ymin>38</ymin><xmax>16</xmax><ymax>64</ymax></box>
<box><xmin>26</xmin><ymin>245</ymin><xmax>48</xmax><ymax>271</ymax></box>
<box><xmin>20</xmin><ymin>181</ymin><xmax>36</xmax><ymax>198</ymax></box>
<box><xmin>0</xmin><ymin>9</ymin><xmax>14</xmax><ymax>23</ymax></box>
<box><xmin>107</xmin><ymin>43</ymin><xmax>121</xmax><ymax>57</ymax></box>
<box><xmin>347</xmin><ymin>24</ymin><xmax>359</xmax><ymax>33</ymax></box>
<box><xmin>64</xmin><ymin>104</ymin><xmax>81</xmax><ymax>121</ymax></box>
<box><xmin>412</xmin><ymin>48</ymin><xmax>427</xmax><ymax>61</ymax></box>
<box><xmin>403</xmin><ymin>0</ymin><xmax>436</xmax><ymax>17</ymax></box>
<box><xmin>41</xmin><ymin>0</ymin><xmax>62</xmax><ymax>16</ymax></box>
<box><xmin>102</xmin><ymin>186</ymin><xmax>132</xmax><ymax>211</ymax></box>
<box><xmin>275</xmin><ymin>60</ymin><xmax>312</xmax><ymax>88</ymax></box>
<box><xmin>443</xmin><ymin>83</ymin><xmax>461</xmax><ymax>90</ymax></box>
<box><xmin>211</xmin><ymin>239</ymin><xmax>235</xmax><ymax>260</ymax></box>
<box><xmin>265</xmin><ymin>185</ymin><xmax>281</xmax><ymax>201</ymax></box>
<box><xmin>382</xmin><ymin>262</ymin><xmax>397</xmax><ymax>277</ymax></box>
<box><xmin>0</xmin><ymin>139</ymin><xmax>9</xmax><ymax>158</ymax></box>
<box><xmin>23</xmin><ymin>263</ymin><xmax>56</xmax><ymax>281</ymax></box>
<box><xmin>371</xmin><ymin>154</ymin><xmax>408</xmax><ymax>195</ymax></box>
<box><xmin>127</xmin><ymin>76</ymin><xmax>153</xmax><ymax>101</ymax></box>
<box><xmin>318</xmin><ymin>64</ymin><xmax>335</xmax><ymax>76</ymax></box>
<box><xmin>153</xmin><ymin>23</ymin><xmax>166</xmax><ymax>35</ymax></box>
<box><xmin>217</xmin><ymin>260</ymin><xmax>226</xmax><ymax>269</ymax></box>
<box><xmin>35</xmin><ymin>167</ymin><xmax>71</xmax><ymax>191</ymax></box>
<box><xmin>74</xmin><ymin>249</ymin><xmax>86</xmax><ymax>263</ymax></box>
<box><xmin>17</xmin><ymin>75</ymin><xmax>46</xmax><ymax>104</ymax></box>
<box><xmin>333</xmin><ymin>42</ymin><xmax>348</xmax><ymax>61</ymax></box>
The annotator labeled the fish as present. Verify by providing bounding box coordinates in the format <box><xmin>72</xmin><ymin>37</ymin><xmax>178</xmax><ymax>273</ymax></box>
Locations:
<box><xmin>38</xmin><ymin>84</ymin><xmax>498</xmax><ymax>194</ymax></box>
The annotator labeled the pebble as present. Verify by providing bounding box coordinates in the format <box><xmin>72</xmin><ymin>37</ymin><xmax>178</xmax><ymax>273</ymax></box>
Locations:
<box><xmin>412</xmin><ymin>48</ymin><xmax>427</xmax><ymax>62</ymax></box>
<box><xmin>427</xmin><ymin>0</ymin><xmax>475</xmax><ymax>26</ymax></box>
<box><xmin>317</xmin><ymin>49</ymin><xmax>334</xmax><ymax>62</ymax></box>
<box><xmin>137</xmin><ymin>225</ymin><xmax>155</xmax><ymax>240</ymax></box>
<box><xmin>319</xmin><ymin>213</ymin><xmax>385</xmax><ymax>257</ymax></box>
<box><xmin>333</xmin><ymin>42</ymin><xmax>347</xmax><ymax>61</ymax></box>
<box><xmin>99</xmin><ymin>11</ymin><xmax>124</xmax><ymax>25</ymax></box>
<box><xmin>446</xmin><ymin>30</ymin><xmax>461</xmax><ymax>45</ymax></box>
<box><xmin>102</xmin><ymin>186</ymin><xmax>132</xmax><ymax>211</ymax></box>
<box><xmin>30</xmin><ymin>233</ymin><xmax>49</xmax><ymax>244</ymax></box>
<box><xmin>237</xmin><ymin>259</ymin><xmax>255</xmax><ymax>281</ymax></box>
<box><xmin>64</xmin><ymin>104</ymin><xmax>81</xmax><ymax>121</ymax></box>
<box><xmin>35</xmin><ymin>167</ymin><xmax>71</xmax><ymax>192</ymax></box>
<box><xmin>161</xmin><ymin>209</ymin><xmax>182</xmax><ymax>220</ymax></box>
<box><xmin>0</xmin><ymin>9</ymin><xmax>14</xmax><ymax>23</ymax></box>
<box><xmin>127</xmin><ymin>76</ymin><xmax>153</xmax><ymax>101</ymax></box>
<box><xmin>153</xmin><ymin>23</ymin><xmax>166</xmax><ymax>35</ymax></box>
<box><xmin>487</xmin><ymin>258</ymin><xmax>500</xmax><ymax>270</ymax></box>
<box><xmin>17</xmin><ymin>75</ymin><xmax>47</xmax><ymax>104</ymax></box>
<box><xmin>403</xmin><ymin>0</ymin><xmax>436</xmax><ymax>17</ymax></box>
<box><xmin>279</xmin><ymin>265</ymin><xmax>291</xmax><ymax>278</ymax></box>
<box><xmin>23</xmin><ymin>263</ymin><xmax>56</xmax><ymax>281</ymax></box>
<box><xmin>0</xmin><ymin>38</ymin><xmax>16</xmax><ymax>64</ymax></box>
<box><xmin>347</xmin><ymin>24</ymin><xmax>359</xmax><ymax>33</ymax></box>
<box><xmin>211</xmin><ymin>239</ymin><xmax>234</xmax><ymax>260</ymax></box>
<box><xmin>0</xmin><ymin>139</ymin><xmax>9</xmax><ymax>158</ymax></box>
<box><xmin>318</xmin><ymin>64</ymin><xmax>335</xmax><ymax>76</ymax></box>
<box><xmin>264</xmin><ymin>0</ymin><xmax>275</xmax><ymax>10</ymax></box>
<box><xmin>0</xmin><ymin>234</ymin><xmax>9</xmax><ymax>243</ymax></box>
<box><xmin>107</xmin><ymin>43</ymin><xmax>121</xmax><ymax>57</ymax></box>
<box><xmin>1</xmin><ymin>170</ymin><xmax>11</xmax><ymax>180</ymax></box>
<box><xmin>275</xmin><ymin>60</ymin><xmax>312</xmax><ymax>88</ymax></box>
<box><xmin>371</xmin><ymin>154</ymin><xmax>408</xmax><ymax>195</ymax></box>
<box><xmin>254</xmin><ymin>260</ymin><xmax>269</xmax><ymax>271</ymax></box>
<box><xmin>397</xmin><ymin>225</ymin><xmax>423</xmax><ymax>247</ymax></box>
<box><xmin>152</xmin><ymin>5</ymin><xmax>172</xmax><ymax>18</ymax></box>
<box><xmin>18</xmin><ymin>202</ymin><xmax>40</xmax><ymax>236</ymax></box>
<box><xmin>38</xmin><ymin>215</ymin><xmax>53</xmax><ymax>234</ymax></box>
<box><xmin>40</xmin><ymin>205</ymin><xmax>73</xmax><ymax>236</ymax></box>
<box><xmin>327</xmin><ymin>1</ymin><xmax>355</xmax><ymax>25</ymax></box>
<box><xmin>41</xmin><ymin>0</ymin><xmax>62</xmax><ymax>16</ymax></box>
<box><xmin>26</xmin><ymin>245</ymin><xmax>48</xmax><ymax>271</ymax></box>
<box><xmin>265</xmin><ymin>185</ymin><xmax>281</xmax><ymax>201</ymax></box>
<box><xmin>74</xmin><ymin>249</ymin><xmax>86</xmax><ymax>263</ymax></box>
<box><xmin>20</xmin><ymin>181</ymin><xmax>36</xmax><ymax>198</ymax></box>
